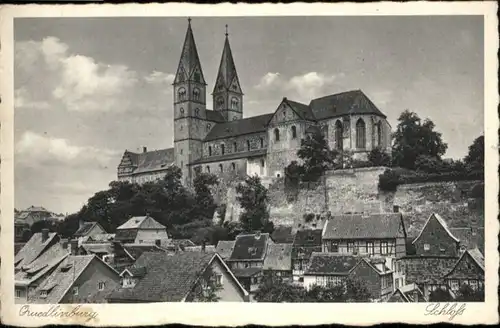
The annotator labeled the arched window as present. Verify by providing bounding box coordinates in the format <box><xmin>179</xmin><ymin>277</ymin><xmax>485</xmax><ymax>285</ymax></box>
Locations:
<box><xmin>291</xmin><ymin>126</ymin><xmax>297</xmax><ymax>139</ymax></box>
<box><xmin>335</xmin><ymin>120</ymin><xmax>343</xmax><ymax>151</ymax></box>
<box><xmin>274</xmin><ymin>128</ymin><xmax>280</xmax><ymax>142</ymax></box>
<box><xmin>221</xmin><ymin>144</ymin><xmax>225</xmax><ymax>155</ymax></box>
<box><xmin>231</xmin><ymin>97</ymin><xmax>239</xmax><ymax>109</ymax></box>
<box><xmin>377</xmin><ymin>122</ymin><xmax>383</xmax><ymax>147</ymax></box>
<box><xmin>195</xmin><ymin>108</ymin><xmax>200</xmax><ymax>117</ymax></box>
<box><xmin>219</xmin><ymin>164</ymin><xmax>223</xmax><ymax>173</ymax></box>
<box><xmin>232</xmin><ymin>163</ymin><xmax>236</xmax><ymax>171</ymax></box>
<box><xmin>193</xmin><ymin>88</ymin><xmax>200</xmax><ymax>101</ymax></box>
<box><xmin>233</xmin><ymin>142</ymin><xmax>237</xmax><ymax>152</ymax></box>
<box><xmin>178</xmin><ymin>88</ymin><xmax>186</xmax><ymax>101</ymax></box>
<box><xmin>260</xmin><ymin>159</ymin><xmax>265</xmax><ymax>167</ymax></box>
<box><xmin>208</xmin><ymin>146</ymin><xmax>212</xmax><ymax>156</ymax></box>
<box><xmin>260</xmin><ymin>138</ymin><xmax>264</xmax><ymax>148</ymax></box>
<box><xmin>206</xmin><ymin>166</ymin><xmax>210</xmax><ymax>173</ymax></box>
<box><xmin>247</xmin><ymin>140</ymin><xmax>251</xmax><ymax>151</ymax></box>
<box><xmin>206</xmin><ymin>123</ymin><xmax>211</xmax><ymax>132</ymax></box>
<box><xmin>216</xmin><ymin>97</ymin><xmax>224</xmax><ymax>109</ymax></box>
<box><xmin>179</xmin><ymin>107</ymin><xmax>184</xmax><ymax>117</ymax></box>
<box><xmin>356</xmin><ymin>118</ymin><xmax>366</xmax><ymax>149</ymax></box>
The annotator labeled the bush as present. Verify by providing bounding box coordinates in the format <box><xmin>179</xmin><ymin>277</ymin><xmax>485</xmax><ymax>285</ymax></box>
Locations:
<box><xmin>368</xmin><ymin>147</ymin><xmax>391</xmax><ymax>166</ymax></box>
<box><xmin>351</xmin><ymin>160</ymin><xmax>372</xmax><ymax>169</ymax></box>
<box><xmin>303</xmin><ymin>213</ymin><xmax>315</xmax><ymax>223</ymax></box>
<box><xmin>470</xmin><ymin>183</ymin><xmax>484</xmax><ymax>199</ymax></box>
<box><xmin>378</xmin><ymin>169</ymin><xmax>401</xmax><ymax>191</ymax></box>
<box><xmin>415</xmin><ymin>155</ymin><xmax>443</xmax><ymax>173</ymax></box>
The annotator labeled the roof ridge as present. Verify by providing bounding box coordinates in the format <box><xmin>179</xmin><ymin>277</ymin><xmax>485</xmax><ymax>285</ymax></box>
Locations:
<box><xmin>309</xmin><ymin>89</ymin><xmax>361</xmax><ymax>103</ymax></box>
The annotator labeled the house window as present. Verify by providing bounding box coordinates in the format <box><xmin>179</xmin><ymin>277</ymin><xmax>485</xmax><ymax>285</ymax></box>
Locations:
<box><xmin>469</xmin><ymin>280</ymin><xmax>478</xmax><ymax>290</ymax></box>
<box><xmin>98</xmin><ymin>282</ymin><xmax>105</xmax><ymax>291</ymax></box>
<box><xmin>219</xmin><ymin>164</ymin><xmax>223</xmax><ymax>173</ymax></box>
<box><xmin>366</xmin><ymin>241</ymin><xmax>375</xmax><ymax>255</ymax></box>
<box><xmin>260</xmin><ymin>138</ymin><xmax>264</xmax><ymax>148</ymax></box>
<box><xmin>247</xmin><ymin>140</ymin><xmax>251</xmax><ymax>151</ymax></box>
<box><xmin>291</xmin><ymin>126</ymin><xmax>297</xmax><ymax>139</ymax></box>
<box><xmin>274</xmin><ymin>128</ymin><xmax>280</xmax><ymax>141</ymax></box>
<box><xmin>347</xmin><ymin>242</ymin><xmax>355</xmax><ymax>253</ymax></box>
<box><xmin>356</xmin><ymin>118</ymin><xmax>366</xmax><ymax>149</ymax></box>
<box><xmin>193</xmin><ymin>88</ymin><xmax>200</xmax><ymax>101</ymax></box>
<box><xmin>450</xmin><ymin>279</ymin><xmax>459</xmax><ymax>291</ymax></box>
<box><xmin>206</xmin><ymin>166</ymin><xmax>210</xmax><ymax>173</ymax></box>
<box><xmin>73</xmin><ymin>287</ymin><xmax>79</xmax><ymax>296</ymax></box>
<box><xmin>221</xmin><ymin>144</ymin><xmax>225</xmax><ymax>155</ymax></box>
<box><xmin>380</xmin><ymin>241</ymin><xmax>389</xmax><ymax>255</ymax></box>
<box><xmin>180</xmin><ymin>161</ymin><xmax>183</xmax><ymax>167</ymax></box>
<box><xmin>424</xmin><ymin>243</ymin><xmax>430</xmax><ymax>251</ymax></box>
<box><xmin>178</xmin><ymin>88</ymin><xmax>186</xmax><ymax>101</ymax></box>
<box><xmin>330</xmin><ymin>242</ymin><xmax>339</xmax><ymax>253</ymax></box>
<box><xmin>215</xmin><ymin>274</ymin><xmax>223</xmax><ymax>286</ymax></box>
<box><xmin>233</xmin><ymin>142</ymin><xmax>237</xmax><ymax>152</ymax></box>
<box><xmin>232</xmin><ymin>163</ymin><xmax>236</xmax><ymax>171</ymax></box>
<box><xmin>335</xmin><ymin>120</ymin><xmax>343</xmax><ymax>150</ymax></box>
<box><xmin>15</xmin><ymin>289</ymin><xmax>21</xmax><ymax>298</ymax></box>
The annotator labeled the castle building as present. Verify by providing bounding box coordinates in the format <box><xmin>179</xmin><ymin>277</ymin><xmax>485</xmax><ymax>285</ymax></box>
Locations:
<box><xmin>117</xmin><ymin>19</ymin><xmax>392</xmax><ymax>186</ymax></box>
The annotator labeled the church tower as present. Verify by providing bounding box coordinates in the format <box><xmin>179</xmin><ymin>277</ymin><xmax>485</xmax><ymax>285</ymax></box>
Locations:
<box><xmin>173</xmin><ymin>19</ymin><xmax>207</xmax><ymax>186</ymax></box>
<box><xmin>212</xmin><ymin>25</ymin><xmax>244</xmax><ymax>122</ymax></box>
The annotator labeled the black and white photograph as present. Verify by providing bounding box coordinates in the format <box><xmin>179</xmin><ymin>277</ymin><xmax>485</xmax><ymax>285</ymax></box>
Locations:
<box><xmin>1</xmin><ymin>2</ymin><xmax>498</xmax><ymax>326</ymax></box>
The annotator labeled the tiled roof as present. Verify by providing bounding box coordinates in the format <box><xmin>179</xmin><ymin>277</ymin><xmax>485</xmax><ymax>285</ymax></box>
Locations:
<box><xmin>413</xmin><ymin>213</ymin><xmax>459</xmax><ymax>244</ymax></box>
<box><xmin>205</xmin><ymin>110</ymin><xmax>225</xmax><ymax>123</ymax></box>
<box><xmin>403</xmin><ymin>256</ymin><xmax>456</xmax><ymax>284</ymax></box>
<box><xmin>174</xmin><ymin>20</ymin><xmax>206</xmax><ymax>84</ymax></box>
<box><xmin>15</xmin><ymin>232</ymin><xmax>59</xmax><ymax>269</ymax></box>
<box><xmin>121</xmin><ymin>148</ymin><xmax>174</xmax><ymax>175</ymax></box>
<box><xmin>450</xmin><ymin>227</ymin><xmax>484</xmax><ymax>253</ymax></box>
<box><xmin>114</xmin><ymin>229</ymin><xmax>138</xmax><ymax>242</ymax></box>
<box><xmin>216</xmin><ymin>240</ymin><xmax>235</xmax><ymax>259</ymax></box>
<box><xmin>170</xmin><ymin>239</ymin><xmax>196</xmax><ymax>248</ymax></box>
<box><xmin>74</xmin><ymin>222</ymin><xmax>99</xmax><ymax>237</ymax></box>
<box><xmin>204</xmin><ymin>114</ymin><xmax>273</xmax><ymax>141</ymax></box>
<box><xmin>322</xmin><ymin>213</ymin><xmax>405</xmax><ymax>240</ymax></box>
<box><xmin>191</xmin><ymin>148</ymin><xmax>267</xmax><ymax>165</ymax></box>
<box><xmin>305</xmin><ymin>253</ymin><xmax>361</xmax><ymax>275</ymax></box>
<box><xmin>184</xmin><ymin>245</ymin><xmax>216</xmax><ymax>253</ymax></box>
<box><xmin>285</xmin><ymin>99</ymin><xmax>316</xmax><ymax>121</ymax></box>
<box><xmin>117</xmin><ymin>216</ymin><xmax>165</xmax><ymax>230</ymax></box>
<box><xmin>81</xmin><ymin>243</ymin><xmax>113</xmax><ymax>255</ymax></box>
<box><xmin>123</xmin><ymin>244</ymin><xmax>166</xmax><ymax>260</ymax></box>
<box><xmin>89</xmin><ymin>233</ymin><xmax>115</xmax><ymax>242</ymax></box>
<box><xmin>292</xmin><ymin>229</ymin><xmax>322</xmax><ymax>260</ymax></box>
<box><xmin>308</xmin><ymin>90</ymin><xmax>386</xmax><ymax>120</ymax></box>
<box><xmin>270</xmin><ymin>226</ymin><xmax>295</xmax><ymax>244</ymax></box>
<box><xmin>393</xmin><ymin>283</ymin><xmax>427</xmax><ymax>302</ymax></box>
<box><xmin>14</xmin><ymin>243</ymin><xmax>26</xmax><ymax>255</ymax></box>
<box><xmin>24</xmin><ymin>206</ymin><xmax>49</xmax><ymax>212</ymax></box>
<box><xmin>228</xmin><ymin>233</ymin><xmax>271</xmax><ymax>261</ymax></box>
<box><xmin>213</xmin><ymin>35</ymin><xmax>241</xmax><ymax>93</ymax></box>
<box><xmin>232</xmin><ymin>267</ymin><xmax>263</xmax><ymax>278</ymax></box>
<box><xmin>468</xmin><ymin>248</ymin><xmax>485</xmax><ymax>270</ymax></box>
<box><xmin>108</xmin><ymin>251</ymin><xmax>216</xmax><ymax>302</ymax></box>
<box><xmin>263</xmin><ymin>243</ymin><xmax>293</xmax><ymax>271</ymax></box>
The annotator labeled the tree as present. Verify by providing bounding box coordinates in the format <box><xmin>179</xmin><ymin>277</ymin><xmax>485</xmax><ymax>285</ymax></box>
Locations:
<box><xmin>378</xmin><ymin>169</ymin><xmax>401</xmax><ymax>192</ymax></box>
<box><xmin>31</xmin><ymin>219</ymin><xmax>59</xmax><ymax>235</ymax></box>
<box><xmin>254</xmin><ymin>279</ymin><xmax>305</xmax><ymax>302</ymax></box>
<box><xmin>429</xmin><ymin>288</ymin><xmax>453</xmax><ymax>302</ymax></box>
<box><xmin>368</xmin><ymin>147</ymin><xmax>391</xmax><ymax>167</ymax></box>
<box><xmin>392</xmin><ymin>110</ymin><xmax>448</xmax><ymax>170</ymax></box>
<box><xmin>415</xmin><ymin>155</ymin><xmax>444</xmax><ymax>173</ymax></box>
<box><xmin>455</xmin><ymin>284</ymin><xmax>484</xmax><ymax>302</ymax></box>
<box><xmin>464</xmin><ymin>135</ymin><xmax>484</xmax><ymax>172</ymax></box>
<box><xmin>193</xmin><ymin>172</ymin><xmax>219</xmax><ymax>220</ymax></box>
<box><xmin>236</xmin><ymin>175</ymin><xmax>273</xmax><ymax>233</ymax></box>
<box><xmin>191</xmin><ymin>267</ymin><xmax>222</xmax><ymax>302</ymax></box>
<box><xmin>297</xmin><ymin>129</ymin><xmax>337</xmax><ymax>181</ymax></box>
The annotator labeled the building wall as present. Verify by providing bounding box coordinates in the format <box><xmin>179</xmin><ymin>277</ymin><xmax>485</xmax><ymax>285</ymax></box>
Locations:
<box><xmin>227</xmin><ymin>260</ymin><xmax>263</xmax><ymax>269</ymax></box>
<box><xmin>303</xmin><ymin>275</ymin><xmax>346</xmax><ymax>290</ymax></box>
<box><xmin>202</xmin><ymin>132</ymin><xmax>267</xmax><ymax>158</ymax></box>
<box><xmin>247</xmin><ymin>156</ymin><xmax>267</xmax><ymax>177</ymax></box>
<box><xmin>198</xmin><ymin>158</ymin><xmax>247</xmax><ymax>180</ymax></box>
<box><xmin>60</xmin><ymin>258</ymin><xmax>120</xmax><ymax>303</ymax></box>
<box><xmin>208</xmin><ymin>257</ymin><xmax>248</xmax><ymax>302</ymax></box>
<box><xmin>135</xmin><ymin>229</ymin><xmax>169</xmax><ymax>244</ymax></box>
<box><xmin>413</xmin><ymin>216</ymin><xmax>459</xmax><ymax>257</ymax></box>
<box><xmin>445</xmin><ymin>253</ymin><xmax>484</xmax><ymax>292</ymax></box>
<box><xmin>322</xmin><ymin>238</ymin><xmax>399</xmax><ymax>257</ymax></box>
<box><xmin>349</xmin><ymin>260</ymin><xmax>384</xmax><ymax>299</ymax></box>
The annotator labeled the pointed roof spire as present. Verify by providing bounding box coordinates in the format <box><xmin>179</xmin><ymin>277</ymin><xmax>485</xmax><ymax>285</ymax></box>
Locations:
<box><xmin>174</xmin><ymin>18</ymin><xmax>205</xmax><ymax>84</ymax></box>
<box><xmin>213</xmin><ymin>26</ymin><xmax>242</xmax><ymax>94</ymax></box>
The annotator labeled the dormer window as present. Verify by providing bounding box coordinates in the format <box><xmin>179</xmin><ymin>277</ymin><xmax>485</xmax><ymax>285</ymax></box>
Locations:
<box><xmin>249</xmin><ymin>247</ymin><xmax>257</xmax><ymax>256</ymax></box>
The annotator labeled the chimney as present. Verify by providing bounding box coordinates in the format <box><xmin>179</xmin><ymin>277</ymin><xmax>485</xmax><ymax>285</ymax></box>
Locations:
<box><xmin>393</xmin><ymin>205</ymin><xmax>400</xmax><ymax>213</ymax></box>
<box><xmin>61</xmin><ymin>238</ymin><xmax>69</xmax><ymax>251</ymax></box>
<box><xmin>155</xmin><ymin>239</ymin><xmax>161</xmax><ymax>247</ymax></box>
<box><xmin>70</xmin><ymin>239</ymin><xmax>78</xmax><ymax>255</ymax></box>
<box><xmin>41</xmin><ymin>228</ymin><xmax>49</xmax><ymax>242</ymax></box>
<box><xmin>143</xmin><ymin>146</ymin><xmax>147</xmax><ymax>153</ymax></box>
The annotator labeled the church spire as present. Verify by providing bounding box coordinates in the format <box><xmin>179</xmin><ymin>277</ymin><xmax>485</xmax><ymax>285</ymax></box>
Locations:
<box><xmin>213</xmin><ymin>25</ymin><xmax>242</xmax><ymax>94</ymax></box>
<box><xmin>174</xmin><ymin>18</ymin><xmax>206</xmax><ymax>84</ymax></box>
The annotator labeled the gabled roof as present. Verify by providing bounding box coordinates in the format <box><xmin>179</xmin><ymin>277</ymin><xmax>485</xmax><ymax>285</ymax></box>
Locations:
<box><xmin>322</xmin><ymin>213</ymin><xmax>405</xmax><ymax>240</ymax></box>
<box><xmin>123</xmin><ymin>243</ymin><xmax>166</xmax><ymax>261</ymax></box>
<box><xmin>292</xmin><ymin>229</ymin><xmax>323</xmax><ymax>260</ymax></box>
<box><xmin>445</xmin><ymin>248</ymin><xmax>485</xmax><ymax>278</ymax></box>
<box><xmin>89</xmin><ymin>233</ymin><xmax>115</xmax><ymax>242</ymax></box>
<box><xmin>174</xmin><ymin>20</ymin><xmax>206</xmax><ymax>84</ymax></box>
<box><xmin>191</xmin><ymin>148</ymin><xmax>267</xmax><ymax>165</ymax></box>
<box><xmin>170</xmin><ymin>239</ymin><xmax>196</xmax><ymax>248</ymax></box>
<box><xmin>412</xmin><ymin>213</ymin><xmax>459</xmax><ymax>244</ymax></box>
<box><xmin>81</xmin><ymin>243</ymin><xmax>113</xmax><ymax>255</ymax></box>
<box><xmin>213</xmin><ymin>34</ymin><xmax>242</xmax><ymax>94</ymax></box>
<box><xmin>74</xmin><ymin>221</ymin><xmax>103</xmax><ymax>237</ymax></box>
<box><xmin>228</xmin><ymin>233</ymin><xmax>271</xmax><ymax>261</ymax></box>
<box><xmin>205</xmin><ymin>110</ymin><xmax>225</xmax><ymax>123</ymax></box>
<box><xmin>15</xmin><ymin>232</ymin><xmax>59</xmax><ymax>269</ymax></box>
<box><xmin>216</xmin><ymin>240</ymin><xmax>235</xmax><ymax>259</ymax></box>
<box><xmin>184</xmin><ymin>245</ymin><xmax>216</xmax><ymax>253</ymax></box>
<box><xmin>263</xmin><ymin>243</ymin><xmax>293</xmax><ymax>271</ymax></box>
<box><xmin>391</xmin><ymin>283</ymin><xmax>427</xmax><ymax>302</ymax></box>
<box><xmin>204</xmin><ymin>113</ymin><xmax>273</xmax><ymax>141</ymax></box>
<box><xmin>450</xmin><ymin>227</ymin><xmax>484</xmax><ymax>253</ymax></box>
<box><xmin>308</xmin><ymin>90</ymin><xmax>386</xmax><ymax>120</ymax></box>
<box><xmin>108</xmin><ymin>252</ymin><xmax>248</xmax><ymax>302</ymax></box>
<box><xmin>24</xmin><ymin>206</ymin><xmax>49</xmax><ymax>213</ymax></box>
<box><xmin>305</xmin><ymin>253</ymin><xmax>361</xmax><ymax>275</ymax></box>
<box><xmin>117</xmin><ymin>216</ymin><xmax>165</xmax><ymax>230</ymax></box>
<box><xmin>232</xmin><ymin>267</ymin><xmax>263</xmax><ymax>278</ymax></box>
<box><xmin>119</xmin><ymin>148</ymin><xmax>174</xmax><ymax>176</ymax></box>
<box><xmin>284</xmin><ymin>99</ymin><xmax>316</xmax><ymax>121</ymax></box>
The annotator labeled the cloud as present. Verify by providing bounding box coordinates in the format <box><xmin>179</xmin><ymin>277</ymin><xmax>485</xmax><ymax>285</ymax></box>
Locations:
<box><xmin>254</xmin><ymin>71</ymin><xmax>345</xmax><ymax>101</ymax></box>
<box><xmin>145</xmin><ymin>71</ymin><xmax>175</xmax><ymax>85</ymax></box>
<box><xmin>15</xmin><ymin>87</ymin><xmax>50</xmax><ymax>110</ymax></box>
<box><xmin>16</xmin><ymin>131</ymin><xmax>119</xmax><ymax>168</ymax></box>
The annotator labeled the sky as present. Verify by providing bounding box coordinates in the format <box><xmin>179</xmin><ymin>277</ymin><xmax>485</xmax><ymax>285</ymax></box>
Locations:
<box><xmin>13</xmin><ymin>16</ymin><xmax>484</xmax><ymax>214</ymax></box>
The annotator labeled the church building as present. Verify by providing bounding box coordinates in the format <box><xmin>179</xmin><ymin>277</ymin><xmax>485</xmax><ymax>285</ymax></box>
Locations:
<box><xmin>117</xmin><ymin>19</ymin><xmax>392</xmax><ymax>186</ymax></box>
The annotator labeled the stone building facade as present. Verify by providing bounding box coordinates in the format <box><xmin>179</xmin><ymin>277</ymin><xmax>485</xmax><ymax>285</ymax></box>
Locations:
<box><xmin>117</xmin><ymin>19</ymin><xmax>392</xmax><ymax>186</ymax></box>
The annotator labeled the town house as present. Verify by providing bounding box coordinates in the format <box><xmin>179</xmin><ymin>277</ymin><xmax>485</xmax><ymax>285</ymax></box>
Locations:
<box><xmin>444</xmin><ymin>248</ymin><xmax>484</xmax><ymax>293</ymax></box>
<box><xmin>291</xmin><ymin>229</ymin><xmax>323</xmax><ymax>283</ymax></box>
<box><xmin>74</xmin><ymin>221</ymin><xmax>107</xmax><ymax>245</ymax></box>
<box><xmin>412</xmin><ymin>213</ymin><xmax>460</xmax><ymax>257</ymax></box>
<box><xmin>115</xmin><ymin>215</ymin><xmax>169</xmax><ymax>245</ymax></box>
<box><xmin>387</xmin><ymin>283</ymin><xmax>427</xmax><ymax>303</ymax></box>
<box><xmin>262</xmin><ymin>243</ymin><xmax>293</xmax><ymax>282</ymax></box>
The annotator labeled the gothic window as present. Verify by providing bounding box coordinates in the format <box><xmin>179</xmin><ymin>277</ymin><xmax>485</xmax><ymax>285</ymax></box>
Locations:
<box><xmin>274</xmin><ymin>128</ymin><xmax>280</xmax><ymax>142</ymax></box>
<box><xmin>291</xmin><ymin>126</ymin><xmax>297</xmax><ymax>139</ymax></box>
<box><xmin>233</xmin><ymin>142</ymin><xmax>237</xmax><ymax>152</ymax></box>
<box><xmin>217</xmin><ymin>97</ymin><xmax>225</xmax><ymax>109</ymax></box>
<box><xmin>283</xmin><ymin>109</ymin><xmax>286</xmax><ymax>118</ymax></box>
<box><xmin>206</xmin><ymin>166</ymin><xmax>210</xmax><ymax>173</ymax></box>
<box><xmin>247</xmin><ymin>140</ymin><xmax>251</xmax><ymax>151</ymax></box>
<box><xmin>206</xmin><ymin>123</ymin><xmax>211</xmax><ymax>132</ymax></box>
<box><xmin>178</xmin><ymin>88</ymin><xmax>186</xmax><ymax>101</ymax></box>
<box><xmin>194</xmin><ymin>71</ymin><xmax>201</xmax><ymax>82</ymax></box>
<box><xmin>377</xmin><ymin>121</ymin><xmax>383</xmax><ymax>147</ymax></box>
<box><xmin>219</xmin><ymin>164</ymin><xmax>224</xmax><ymax>173</ymax></box>
<box><xmin>356</xmin><ymin>118</ymin><xmax>366</xmax><ymax>149</ymax></box>
<box><xmin>221</xmin><ymin>144</ymin><xmax>225</xmax><ymax>155</ymax></box>
<box><xmin>335</xmin><ymin>120</ymin><xmax>343</xmax><ymax>150</ymax></box>
<box><xmin>195</xmin><ymin>108</ymin><xmax>200</xmax><ymax>117</ymax></box>
<box><xmin>181</xmin><ymin>161</ymin><xmax>183</xmax><ymax>167</ymax></box>
<box><xmin>208</xmin><ymin>146</ymin><xmax>212</xmax><ymax>156</ymax></box>
<box><xmin>231</xmin><ymin>97</ymin><xmax>239</xmax><ymax>110</ymax></box>
<box><xmin>260</xmin><ymin>138</ymin><xmax>264</xmax><ymax>148</ymax></box>
<box><xmin>193</xmin><ymin>88</ymin><xmax>200</xmax><ymax>101</ymax></box>
<box><xmin>232</xmin><ymin>163</ymin><xmax>236</xmax><ymax>171</ymax></box>
<box><xmin>179</xmin><ymin>107</ymin><xmax>184</xmax><ymax>117</ymax></box>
